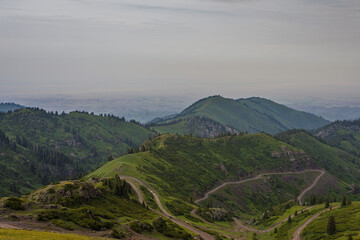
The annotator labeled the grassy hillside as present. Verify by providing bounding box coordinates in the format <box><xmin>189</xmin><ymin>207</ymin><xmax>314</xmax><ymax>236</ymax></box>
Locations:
<box><xmin>260</xmin><ymin>203</ymin><xmax>341</xmax><ymax>240</ymax></box>
<box><xmin>238</xmin><ymin>97</ymin><xmax>329</xmax><ymax>131</ymax></box>
<box><xmin>0</xmin><ymin>177</ymin><xmax>193</xmax><ymax>240</ymax></box>
<box><xmin>302</xmin><ymin>201</ymin><xmax>360</xmax><ymax>240</ymax></box>
<box><xmin>276</xmin><ymin>130</ymin><xmax>360</xmax><ymax>186</ymax></box>
<box><xmin>0</xmin><ymin>229</ymin><xmax>112</xmax><ymax>240</ymax></box>
<box><xmin>314</xmin><ymin>119</ymin><xmax>360</xmax><ymax>158</ymax></box>
<box><xmin>0</xmin><ymin>108</ymin><xmax>154</xmax><ymax>197</ymax></box>
<box><xmin>203</xmin><ymin>171</ymin><xmax>319</xmax><ymax>217</ymax></box>
<box><xmin>88</xmin><ymin>134</ymin><xmax>319</xmax><ymax>210</ymax></box>
<box><xmin>150</xmin><ymin>96</ymin><xmax>329</xmax><ymax>136</ymax></box>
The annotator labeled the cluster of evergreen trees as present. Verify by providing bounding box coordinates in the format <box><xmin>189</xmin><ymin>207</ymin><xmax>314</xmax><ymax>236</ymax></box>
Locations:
<box><xmin>102</xmin><ymin>175</ymin><xmax>132</xmax><ymax>199</ymax></box>
<box><xmin>16</xmin><ymin>136</ymin><xmax>74</xmax><ymax>167</ymax></box>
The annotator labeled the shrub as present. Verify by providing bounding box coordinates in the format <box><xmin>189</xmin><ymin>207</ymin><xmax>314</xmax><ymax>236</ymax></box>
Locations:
<box><xmin>4</xmin><ymin>198</ymin><xmax>25</xmax><ymax>210</ymax></box>
<box><xmin>50</xmin><ymin>219</ymin><xmax>74</xmax><ymax>230</ymax></box>
<box><xmin>129</xmin><ymin>221</ymin><xmax>153</xmax><ymax>233</ymax></box>
<box><xmin>7</xmin><ymin>215</ymin><xmax>20</xmax><ymax>221</ymax></box>
<box><xmin>152</xmin><ymin>217</ymin><xmax>192</xmax><ymax>240</ymax></box>
<box><xmin>111</xmin><ymin>229</ymin><xmax>125</xmax><ymax>239</ymax></box>
<box><xmin>48</xmin><ymin>188</ymin><xmax>56</xmax><ymax>194</ymax></box>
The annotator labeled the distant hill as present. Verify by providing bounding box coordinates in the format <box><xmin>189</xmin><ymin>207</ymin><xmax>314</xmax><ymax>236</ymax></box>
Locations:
<box><xmin>0</xmin><ymin>102</ymin><xmax>24</xmax><ymax>112</ymax></box>
<box><xmin>0</xmin><ymin>108</ymin><xmax>154</xmax><ymax>197</ymax></box>
<box><xmin>313</xmin><ymin>119</ymin><xmax>360</xmax><ymax>158</ymax></box>
<box><xmin>149</xmin><ymin>96</ymin><xmax>329</xmax><ymax>136</ymax></box>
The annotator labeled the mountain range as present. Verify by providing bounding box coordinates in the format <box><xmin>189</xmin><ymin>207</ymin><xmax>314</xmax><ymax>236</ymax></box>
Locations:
<box><xmin>0</xmin><ymin>97</ymin><xmax>359</xmax><ymax>240</ymax></box>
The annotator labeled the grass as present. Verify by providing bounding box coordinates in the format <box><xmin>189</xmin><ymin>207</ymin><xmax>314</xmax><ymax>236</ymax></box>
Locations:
<box><xmin>0</xmin><ymin>228</ymin><xmax>111</xmax><ymax>240</ymax></box>
<box><xmin>88</xmin><ymin>133</ymin><xmax>311</xmax><ymax>203</ymax></box>
<box><xmin>277</xmin><ymin>130</ymin><xmax>360</xmax><ymax>187</ymax></box>
<box><xmin>88</xmin><ymin>133</ymin><xmax>356</xmax><ymax>225</ymax></box>
<box><xmin>302</xmin><ymin>201</ymin><xmax>360</xmax><ymax>240</ymax></box>
<box><xmin>261</xmin><ymin>203</ymin><xmax>340</xmax><ymax>240</ymax></box>
<box><xmin>201</xmin><ymin>171</ymin><xmax>319</xmax><ymax>219</ymax></box>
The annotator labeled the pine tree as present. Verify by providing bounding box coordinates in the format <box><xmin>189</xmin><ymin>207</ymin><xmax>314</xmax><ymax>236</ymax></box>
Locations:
<box><xmin>207</xmin><ymin>198</ymin><xmax>213</xmax><ymax>208</ymax></box>
<box><xmin>341</xmin><ymin>196</ymin><xmax>347</xmax><ymax>206</ymax></box>
<box><xmin>327</xmin><ymin>216</ymin><xmax>336</xmax><ymax>235</ymax></box>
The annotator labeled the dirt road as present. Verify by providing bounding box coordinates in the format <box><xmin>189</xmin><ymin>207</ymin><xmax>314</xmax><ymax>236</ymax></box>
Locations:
<box><xmin>292</xmin><ymin>205</ymin><xmax>339</xmax><ymax>240</ymax></box>
<box><xmin>193</xmin><ymin>169</ymin><xmax>325</xmax><ymax>234</ymax></box>
<box><xmin>297</xmin><ymin>170</ymin><xmax>325</xmax><ymax>205</ymax></box>
<box><xmin>196</xmin><ymin>170</ymin><xmax>324</xmax><ymax>204</ymax></box>
<box><xmin>122</xmin><ymin>177</ymin><xmax>144</xmax><ymax>204</ymax></box>
<box><xmin>0</xmin><ymin>223</ymin><xmax>18</xmax><ymax>229</ymax></box>
<box><xmin>120</xmin><ymin>175</ymin><xmax>216</xmax><ymax>240</ymax></box>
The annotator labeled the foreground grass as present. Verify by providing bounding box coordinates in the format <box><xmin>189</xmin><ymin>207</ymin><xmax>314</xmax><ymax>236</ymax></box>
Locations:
<box><xmin>0</xmin><ymin>228</ymin><xmax>111</xmax><ymax>240</ymax></box>
<box><xmin>261</xmin><ymin>203</ymin><xmax>339</xmax><ymax>240</ymax></box>
<box><xmin>302</xmin><ymin>201</ymin><xmax>360</xmax><ymax>240</ymax></box>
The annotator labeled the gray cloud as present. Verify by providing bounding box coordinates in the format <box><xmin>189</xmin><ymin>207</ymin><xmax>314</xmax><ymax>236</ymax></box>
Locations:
<box><xmin>0</xmin><ymin>0</ymin><xmax>359</xmax><ymax>99</ymax></box>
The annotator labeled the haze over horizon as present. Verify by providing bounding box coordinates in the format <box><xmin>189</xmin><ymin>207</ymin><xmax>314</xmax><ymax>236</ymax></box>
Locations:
<box><xmin>1</xmin><ymin>0</ymin><xmax>359</xmax><ymax>99</ymax></box>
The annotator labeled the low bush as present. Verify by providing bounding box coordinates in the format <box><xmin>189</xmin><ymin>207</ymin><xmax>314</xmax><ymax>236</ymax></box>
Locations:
<box><xmin>4</xmin><ymin>197</ymin><xmax>25</xmax><ymax>210</ymax></box>
<box><xmin>111</xmin><ymin>229</ymin><xmax>125</xmax><ymax>239</ymax></box>
<box><xmin>152</xmin><ymin>217</ymin><xmax>192</xmax><ymax>239</ymax></box>
<box><xmin>36</xmin><ymin>207</ymin><xmax>115</xmax><ymax>231</ymax></box>
<box><xmin>7</xmin><ymin>215</ymin><xmax>20</xmax><ymax>221</ymax></box>
<box><xmin>129</xmin><ymin>221</ymin><xmax>153</xmax><ymax>233</ymax></box>
<box><xmin>50</xmin><ymin>219</ymin><xmax>75</xmax><ymax>230</ymax></box>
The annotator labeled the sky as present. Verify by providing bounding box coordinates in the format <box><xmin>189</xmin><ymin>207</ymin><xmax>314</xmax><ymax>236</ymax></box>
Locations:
<box><xmin>0</xmin><ymin>0</ymin><xmax>359</xmax><ymax>100</ymax></box>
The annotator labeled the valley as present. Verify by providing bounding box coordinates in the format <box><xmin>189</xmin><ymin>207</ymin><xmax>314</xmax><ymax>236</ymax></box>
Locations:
<box><xmin>0</xmin><ymin>100</ymin><xmax>359</xmax><ymax>240</ymax></box>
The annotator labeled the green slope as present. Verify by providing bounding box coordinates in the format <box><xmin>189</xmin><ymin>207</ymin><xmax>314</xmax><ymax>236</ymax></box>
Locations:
<box><xmin>277</xmin><ymin>130</ymin><xmax>360</xmax><ymax>185</ymax></box>
<box><xmin>302</xmin><ymin>201</ymin><xmax>360</xmax><ymax>240</ymax></box>
<box><xmin>150</xmin><ymin>96</ymin><xmax>329</xmax><ymax>136</ymax></box>
<box><xmin>88</xmin><ymin>133</ymin><xmax>319</xmax><ymax>202</ymax></box>
<box><xmin>238</xmin><ymin>97</ymin><xmax>329</xmax><ymax>131</ymax></box>
<box><xmin>0</xmin><ymin>108</ymin><xmax>154</xmax><ymax>197</ymax></box>
<box><xmin>314</xmin><ymin>119</ymin><xmax>360</xmax><ymax>158</ymax></box>
<box><xmin>0</xmin><ymin>178</ymin><xmax>193</xmax><ymax>240</ymax></box>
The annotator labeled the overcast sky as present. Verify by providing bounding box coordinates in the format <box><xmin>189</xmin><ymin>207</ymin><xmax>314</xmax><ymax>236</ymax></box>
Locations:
<box><xmin>0</xmin><ymin>0</ymin><xmax>359</xmax><ymax>99</ymax></box>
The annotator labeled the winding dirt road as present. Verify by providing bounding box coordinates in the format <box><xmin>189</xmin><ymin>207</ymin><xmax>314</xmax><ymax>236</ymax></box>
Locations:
<box><xmin>120</xmin><ymin>175</ymin><xmax>216</xmax><ymax>240</ymax></box>
<box><xmin>122</xmin><ymin>170</ymin><xmax>325</xmax><ymax>239</ymax></box>
<box><xmin>196</xmin><ymin>170</ymin><xmax>325</xmax><ymax>204</ymax></box>
<box><xmin>193</xmin><ymin>169</ymin><xmax>325</xmax><ymax>235</ymax></box>
<box><xmin>292</xmin><ymin>205</ymin><xmax>339</xmax><ymax>240</ymax></box>
<box><xmin>297</xmin><ymin>170</ymin><xmax>325</xmax><ymax>205</ymax></box>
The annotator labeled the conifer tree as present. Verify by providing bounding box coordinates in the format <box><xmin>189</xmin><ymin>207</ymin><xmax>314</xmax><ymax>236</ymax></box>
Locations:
<box><xmin>341</xmin><ymin>196</ymin><xmax>347</xmax><ymax>206</ymax></box>
<box><xmin>327</xmin><ymin>216</ymin><xmax>336</xmax><ymax>235</ymax></box>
